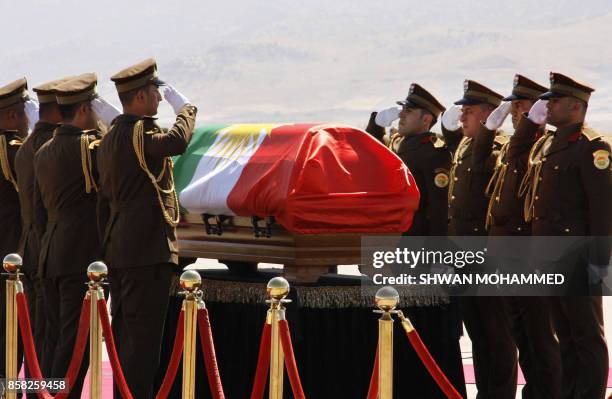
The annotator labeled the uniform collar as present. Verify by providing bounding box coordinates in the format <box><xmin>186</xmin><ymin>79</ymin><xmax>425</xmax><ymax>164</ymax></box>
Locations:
<box><xmin>397</xmin><ymin>131</ymin><xmax>432</xmax><ymax>152</ymax></box>
<box><xmin>114</xmin><ymin>114</ymin><xmax>158</xmax><ymax>123</ymax></box>
<box><xmin>33</xmin><ymin>121</ymin><xmax>59</xmax><ymax>132</ymax></box>
<box><xmin>554</xmin><ymin>122</ymin><xmax>583</xmax><ymax>139</ymax></box>
<box><xmin>54</xmin><ymin>124</ymin><xmax>86</xmax><ymax>136</ymax></box>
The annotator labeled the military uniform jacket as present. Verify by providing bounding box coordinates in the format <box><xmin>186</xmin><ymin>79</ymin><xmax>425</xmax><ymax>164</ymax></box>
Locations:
<box><xmin>14</xmin><ymin>121</ymin><xmax>57</xmax><ymax>275</ymax></box>
<box><xmin>388</xmin><ymin>132</ymin><xmax>452</xmax><ymax>235</ymax></box>
<box><xmin>447</xmin><ymin>127</ymin><xmax>507</xmax><ymax>235</ymax></box>
<box><xmin>527</xmin><ymin>123</ymin><xmax>611</xmax><ymax>266</ymax></box>
<box><xmin>33</xmin><ymin>125</ymin><xmax>102</xmax><ymax>277</ymax></box>
<box><xmin>97</xmin><ymin>105</ymin><xmax>197</xmax><ymax>269</ymax></box>
<box><xmin>0</xmin><ymin>130</ymin><xmax>22</xmax><ymax>259</ymax></box>
<box><xmin>487</xmin><ymin>116</ymin><xmax>543</xmax><ymax>236</ymax></box>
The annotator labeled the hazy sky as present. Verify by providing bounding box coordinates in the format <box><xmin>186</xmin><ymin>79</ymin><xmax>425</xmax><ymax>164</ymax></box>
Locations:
<box><xmin>3</xmin><ymin>0</ymin><xmax>612</xmax><ymax>130</ymax></box>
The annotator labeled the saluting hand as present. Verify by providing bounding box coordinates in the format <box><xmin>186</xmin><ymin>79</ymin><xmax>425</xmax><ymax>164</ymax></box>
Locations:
<box><xmin>374</xmin><ymin>106</ymin><xmax>400</xmax><ymax>127</ymax></box>
<box><xmin>162</xmin><ymin>84</ymin><xmax>191</xmax><ymax>115</ymax></box>
<box><xmin>528</xmin><ymin>99</ymin><xmax>548</xmax><ymax>125</ymax></box>
<box><xmin>24</xmin><ymin>98</ymin><xmax>40</xmax><ymax>131</ymax></box>
<box><xmin>441</xmin><ymin>104</ymin><xmax>462</xmax><ymax>131</ymax></box>
<box><xmin>92</xmin><ymin>97</ymin><xmax>121</xmax><ymax>126</ymax></box>
<box><xmin>485</xmin><ymin>101</ymin><xmax>512</xmax><ymax>130</ymax></box>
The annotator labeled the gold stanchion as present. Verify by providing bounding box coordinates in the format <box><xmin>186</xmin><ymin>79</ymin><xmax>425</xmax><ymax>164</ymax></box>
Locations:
<box><xmin>180</xmin><ymin>270</ymin><xmax>202</xmax><ymax>399</ymax></box>
<box><xmin>374</xmin><ymin>286</ymin><xmax>399</xmax><ymax>399</ymax></box>
<box><xmin>267</xmin><ymin>277</ymin><xmax>291</xmax><ymax>399</ymax></box>
<box><xmin>4</xmin><ymin>253</ymin><xmax>23</xmax><ymax>399</ymax></box>
<box><xmin>87</xmin><ymin>261</ymin><xmax>107</xmax><ymax>399</ymax></box>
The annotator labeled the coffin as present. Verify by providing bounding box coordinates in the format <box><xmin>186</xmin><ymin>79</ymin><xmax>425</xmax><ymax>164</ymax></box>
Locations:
<box><xmin>173</xmin><ymin>123</ymin><xmax>419</xmax><ymax>281</ymax></box>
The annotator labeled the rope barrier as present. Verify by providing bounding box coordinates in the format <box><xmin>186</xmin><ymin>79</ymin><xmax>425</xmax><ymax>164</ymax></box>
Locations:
<box><xmin>278</xmin><ymin>320</ymin><xmax>305</xmax><ymax>399</ymax></box>
<box><xmin>16</xmin><ymin>291</ymin><xmax>90</xmax><ymax>399</ymax></box>
<box><xmin>197</xmin><ymin>308</ymin><xmax>226</xmax><ymax>399</ymax></box>
<box><xmin>250</xmin><ymin>322</ymin><xmax>271</xmax><ymax>399</ymax></box>
<box><xmin>398</xmin><ymin>311</ymin><xmax>463</xmax><ymax>399</ymax></box>
<box><xmin>97</xmin><ymin>297</ymin><xmax>134</xmax><ymax>399</ymax></box>
<box><xmin>155</xmin><ymin>310</ymin><xmax>185</xmax><ymax>399</ymax></box>
<box><xmin>366</xmin><ymin>347</ymin><xmax>379</xmax><ymax>399</ymax></box>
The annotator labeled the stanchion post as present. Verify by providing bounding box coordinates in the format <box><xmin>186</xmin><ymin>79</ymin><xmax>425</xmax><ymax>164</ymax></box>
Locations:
<box><xmin>374</xmin><ymin>286</ymin><xmax>399</xmax><ymax>399</ymax></box>
<box><xmin>180</xmin><ymin>270</ymin><xmax>202</xmax><ymax>399</ymax></box>
<box><xmin>87</xmin><ymin>261</ymin><xmax>107</xmax><ymax>399</ymax></box>
<box><xmin>266</xmin><ymin>277</ymin><xmax>291</xmax><ymax>399</ymax></box>
<box><xmin>3</xmin><ymin>254</ymin><xmax>23</xmax><ymax>399</ymax></box>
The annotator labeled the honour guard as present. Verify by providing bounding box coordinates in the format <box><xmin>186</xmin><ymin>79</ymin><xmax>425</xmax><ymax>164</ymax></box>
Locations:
<box><xmin>0</xmin><ymin>78</ymin><xmax>29</xmax><ymax>382</ymax></box>
<box><xmin>524</xmin><ymin>72</ymin><xmax>610</xmax><ymax>398</ymax></box>
<box><xmin>14</xmin><ymin>76</ymin><xmax>71</xmax><ymax>375</ymax></box>
<box><xmin>33</xmin><ymin>73</ymin><xmax>105</xmax><ymax>398</ymax></box>
<box><xmin>97</xmin><ymin>58</ymin><xmax>197</xmax><ymax>398</ymax></box>
<box><xmin>444</xmin><ymin>79</ymin><xmax>518</xmax><ymax>398</ymax></box>
<box><xmin>484</xmin><ymin>74</ymin><xmax>561</xmax><ymax>399</ymax></box>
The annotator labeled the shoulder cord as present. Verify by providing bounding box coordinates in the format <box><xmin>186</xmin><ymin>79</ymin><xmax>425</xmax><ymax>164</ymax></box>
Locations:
<box><xmin>132</xmin><ymin>120</ymin><xmax>180</xmax><ymax>226</ymax></box>
<box><xmin>0</xmin><ymin>134</ymin><xmax>20</xmax><ymax>191</ymax></box>
<box><xmin>80</xmin><ymin>134</ymin><xmax>99</xmax><ymax>193</ymax></box>
<box><xmin>484</xmin><ymin>141</ymin><xmax>509</xmax><ymax>230</ymax></box>
<box><xmin>447</xmin><ymin>136</ymin><xmax>470</xmax><ymax>202</ymax></box>
<box><xmin>518</xmin><ymin>133</ymin><xmax>553</xmax><ymax>222</ymax></box>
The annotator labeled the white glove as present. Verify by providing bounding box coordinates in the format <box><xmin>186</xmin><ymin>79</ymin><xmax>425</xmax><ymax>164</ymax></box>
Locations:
<box><xmin>527</xmin><ymin>99</ymin><xmax>548</xmax><ymax>125</ymax></box>
<box><xmin>24</xmin><ymin>99</ymin><xmax>39</xmax><ymax>131</ymax></box>
<box><xmin>91</xmin><ymin>97</ymin><xmax>121</xmax><ymax>126</ymax></box>
<box><xmin>374</xmin><ymin>106</ymin><xmax>400</xmax><ymax>127</ymax></box>
<box><xmin>162</xmin><ymin>84</ymin><xmax>191</xmax><ymax>115</ymax></box>
<box><xmin>485</xmin><ymin>101</ymin><xmax>512</xmax><ymax>130</ymax></box>
<box><xmin>441</xmin><ymin>104</ymin><xmax>462</xmax><ymax>131</ymax></box>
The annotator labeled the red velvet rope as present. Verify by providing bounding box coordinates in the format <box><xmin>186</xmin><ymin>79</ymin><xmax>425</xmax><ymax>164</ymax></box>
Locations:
<box><xmin>250</xmin><ymin>322</ymin><xmax>271</xmax><ymax>399</ymax></box>
<box><xmin>403</xmin><ymin>328</ymin><xmax>463</xmax><ymax>399</ymax></box>
<box><xmin>366</xmin><ymin>347</ymin><xmax>379</xmax><ymax>399</ymax></box>
<box><xmin>155</xmin><ymin>310</ymin><xmax>185</xmax><ymax>399</ymax></box>
<box><xmin>278</xmin><ymin>320</ymin><xmax>306</xmax><ymax>399</ymax></box>
<box><xmin>16</xmin><ymin>291</ymin><xmax>90</xmax><ymax>399</ymax></box>
<box><xmin>197</xmin><ymin>308</ymin><xmax>226</xmax><ymax>399</ymax></box>
<box><xmin>97</xmin><ymin>297</ymin><xmax>134</xmax><ymax>399</ymax></box>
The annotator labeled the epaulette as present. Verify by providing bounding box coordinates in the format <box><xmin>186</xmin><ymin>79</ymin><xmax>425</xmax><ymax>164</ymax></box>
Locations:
<box><xmin>581</xmin><ymin>126</ymin><xmax>602</xmax><ymax>142</ymax></box>
<box><xmin>431</xmin><ymin>134</ymin><xmax>446</xmax><ymax>149</ymax></box>
<box><xmin>494</xmin><ymin>134</ymin><xmax>510</xmax><ymax>147</ymax></box>
<box><xmin>88</xmin><ymin>139</ymin><xmax>101</xmax><ymax>150</ymax></box>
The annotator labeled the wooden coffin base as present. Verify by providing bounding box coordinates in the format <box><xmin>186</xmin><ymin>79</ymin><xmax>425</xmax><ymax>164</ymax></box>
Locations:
<box><xmin>177</xmin><ymin>214</ymin><xmax>389</xmax><ymax>282</ymax></box>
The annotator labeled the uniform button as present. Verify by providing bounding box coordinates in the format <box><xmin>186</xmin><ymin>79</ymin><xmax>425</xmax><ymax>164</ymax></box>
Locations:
<box><xmin>564</xmin><ymin>228</ymin><xmax>570</xmax><ymax>233</ymax></box>
<box><xmin>495</xmin><ymin>196</ymin><xmax>500</xmax><ymax>202</ymax></box>
<box><xmin>539</xmin><ymin>177</ymin><xmax>542</xmax><ymax>181</ymax></box>
<box><xmin>535</xmin><ymin>216</ymin><xmax>539</xmax><ymax>221</ymax></box>
<box><xmin>517</xmin><ymin>227</ymin><xmax>522</xmax><ymax>231</ymax></box>
<box><xmin>513</xmin><ymin>169</ymin><xmax>518</xmax><ymax>173</ymax></box>
<box><xmin>458</xmin><ymin>161</ymin><xmax>462</xmax><ymax>165</ymax></box>
<box><xmin>474</xmin><ymin>228</ymin><xmax>479</xmax><ymax>232</ymax></box>
<box><xmin>535</xmin><ymin>196</ymin><xmax>539</xmax><ymax>200</ymax></box>
<box><xmin>467</xmin><ymin>167</ymin><xmax>471</xmax><ymax>172</ymax></box>
<box><xmin>542</xmin><ymin>157</ymin><xmax>547</xmax><ymax>162</ymax></box>
<box><xmin>451</xmin><ymin>195</ymin><xmax>456</xmax><ymax>200</ymax></box>
<box><xmin>454</xmin><ymin>177</ymin><xmax>458</xmax><ymax>181</ymax></box>
<box><xmin>554</xmin><ymin>165</ymin><xmax>559</xmax><ymax>170</ymax></box>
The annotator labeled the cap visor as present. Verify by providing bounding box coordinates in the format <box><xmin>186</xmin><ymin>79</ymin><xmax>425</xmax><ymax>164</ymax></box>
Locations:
<box><xmin>151</xmin><ymin>77</ymin><xmax>166</xmax><ymax>87</ymax></box>
<box><xmin>502</xmin><ymin>94</ymin><xmax>529</xmax><ymax>101</ymax></box>
<box><xmin>539</xmin><ymin>91</ymin><xmax>565</xmax><ymax>100</ymax></box>
<box><xmin>396</xmin><ymin>100</ymin><xmax>419</xmax><ymax>108</ymax></box>
<box><xmin>454</xmin><ymin>97</ymin><xmax>482</xmax><ymax>106</ymax></box>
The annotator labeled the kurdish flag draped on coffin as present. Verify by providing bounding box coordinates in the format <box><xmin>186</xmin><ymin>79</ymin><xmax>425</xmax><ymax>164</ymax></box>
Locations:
<box><xmin>173</xmin><ymin>123</ymin><xmax>419</xmax><ymax>234</ymax></box>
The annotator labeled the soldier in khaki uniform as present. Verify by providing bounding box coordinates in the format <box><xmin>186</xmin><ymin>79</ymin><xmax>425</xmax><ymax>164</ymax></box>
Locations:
<box><xmin>14</xmin><ymin>77</ymin><xmax>71</xmax><ymax>375</ymax></box>
<box><xmin>366</xmin><ymin>85</ymin><xmax>467</xmax><ymax>396</ymax></box>
<box><xmin>524</xmin><ymin>72</ymin><xmax>610</xmax><ymax>398</ymax></box>
<box><xmin>483</xmin><ymin>75</ymin><xmax>561</xmax><ymax>399</ymax></box>
<box><xmin>33</xmin><ymin>73</ymin><xmax>104</xmax><ymax>398</ymax></box>
<box><xmin>97</xmin><ymin>58</ymin><xmax>197</xmax><ymax>398</ymax></box>
<box><xmin>444</xmin><ymin>80</ymin><xmax>518</xmax><ymax>398</ymax></box>
<box><xmin>0</xmin><ymin>78</ymin><xmax>29</xmax><ymax>383</ymax></box>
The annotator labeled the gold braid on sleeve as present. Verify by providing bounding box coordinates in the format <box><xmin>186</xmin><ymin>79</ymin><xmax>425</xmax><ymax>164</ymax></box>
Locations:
<box><xmin>0</xmin><ymin>135</ymin><xmax>20</xmax><ymax>191</ymax></box>
<box><xmin>80</xmin><ymin>134</ymin><xmax>99</xmax><ymax>193</ymax></box>
<box><xmin>132</xmin><ymin>119</ymin><xmax>180</xmax><ymax>227</ymax></box>
<box><xmin>519</xmin><ymin>133</ymin><xmax>551</xmax><ymax>222</ymax></box>
<box><xmin>485</xmin><ymin>142</ymin><xmax>509</xmax><ymax>230</ymax></box>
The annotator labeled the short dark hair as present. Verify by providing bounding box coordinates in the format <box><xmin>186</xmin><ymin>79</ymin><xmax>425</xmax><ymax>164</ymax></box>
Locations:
<box><xmin>59</xmin><ymin>101</ymin><xmax>85</xmax><ymax>121</ymax></box>
<box><xmin>118</xmin><ymin>85</ymin><xmax>149</xmax><ymax>107</ymax></box>
<box><xmin>39</xmin><ymin>102</ymin><xmax>58</xmax><ymax>120</ymax></box>
<box><xmin>418</xmin><ymin>108</ymin><xmax>438</xmax><ymax>129</ymax></box>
